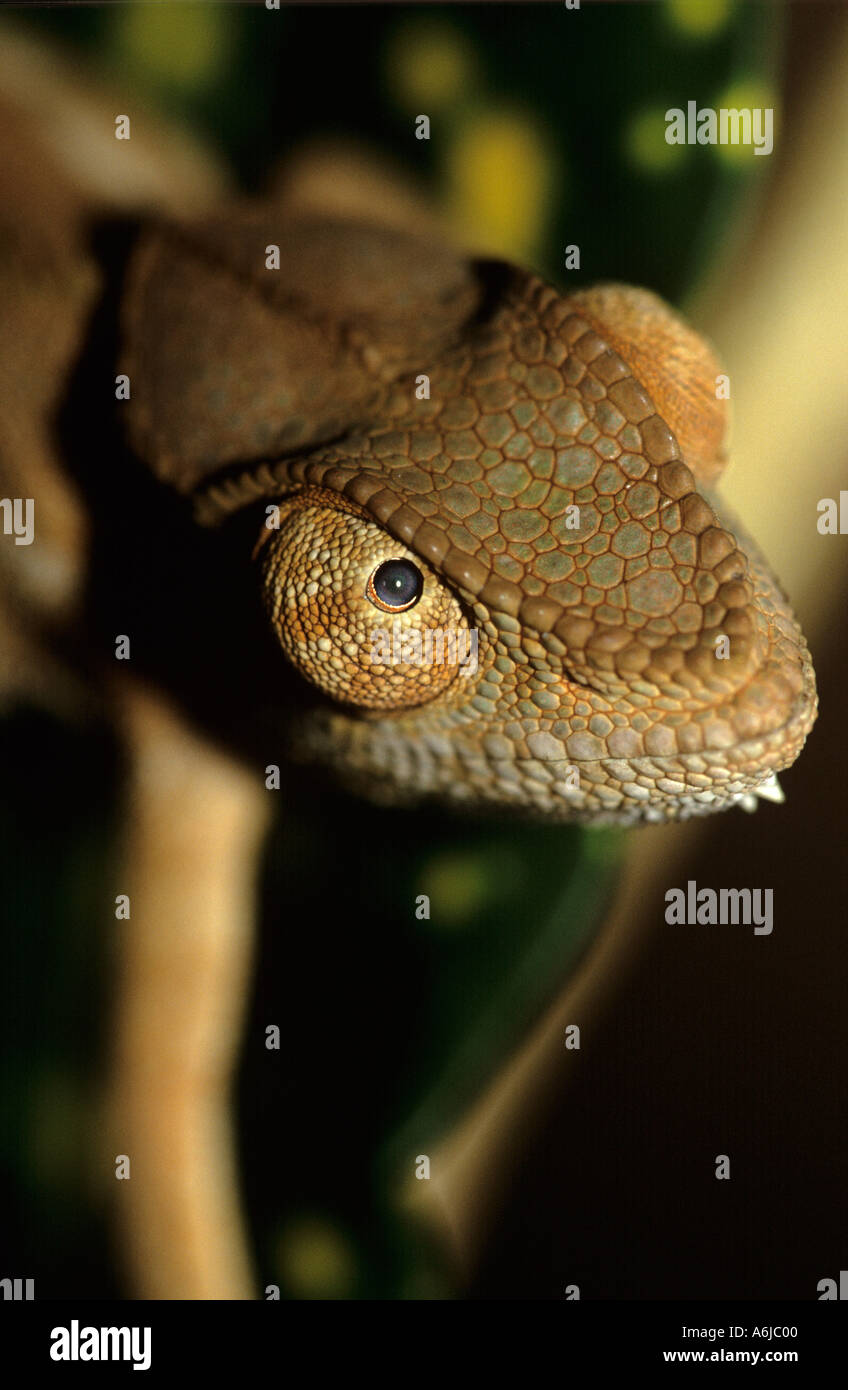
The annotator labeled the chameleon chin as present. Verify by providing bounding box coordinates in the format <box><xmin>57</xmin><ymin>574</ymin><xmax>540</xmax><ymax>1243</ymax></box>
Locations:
<box><xmin>123</xmin><ymin>222</ymin><xmax>817</xmax><ymax>826</ymax></box>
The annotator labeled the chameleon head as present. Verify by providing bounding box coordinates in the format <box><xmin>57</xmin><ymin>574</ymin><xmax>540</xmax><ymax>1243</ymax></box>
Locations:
<box><xmin>249</xmin><ymin>479</ymin><xmax>814</xmax><ymax>826</ymax></box>
<box><xmin>246</xmin><ymin>283</ymin><xmax>816</xmax><ymax>825</ymax></box>
<box><xmin>122</xmin><ymin>217</ymin><xmax>816</xmax><ymax>825</ymax></box>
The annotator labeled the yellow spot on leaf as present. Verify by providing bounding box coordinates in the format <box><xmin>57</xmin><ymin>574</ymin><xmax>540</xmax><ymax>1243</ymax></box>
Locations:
<box><xmin>443</xmin><ymin>109</ymin><xmax>556</xmax><ymax>264</ymax></box>
<box><xmin>112</xmin><ymin>0</ymin><xmax>233</xmax><ymax>94</ymax></box>
<box><xmin>625</xmin><ymin>106</ymin><xmax>688</xmax><ymax>174</ymax></box>
<box><xmin>712</xmin><ymin>81</ymin><xmax>777</xmax><ymax>165</ymax></box>
<box><xmin>386</xmin><ymin>18</ymin><xmax>476</xmax><ymax>113</ymax></box>
<box><xmin>420</xmin><ymin>849</ymin><xmax>491</xmax><ymax>927</ymax></box>
<box><xmin>420</xmin><ymin>846</ymin><xmax>524</xmax><ymax>927</ymax></box>
<box><xmin>665</xmin><ymin>0</ymin><xmax>734</xmax><ymax>38</ymax></box>
<box><xmin>275</xmin><ymin>1216</ymin><xmax>356</xmax><ymax>1300</ymax></box>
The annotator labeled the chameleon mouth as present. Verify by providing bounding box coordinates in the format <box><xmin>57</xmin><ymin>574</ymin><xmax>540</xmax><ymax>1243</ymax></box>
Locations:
<box><xmin>735</xmin><ymin>772</ymin><xmax>784</xmax><ymax>812</ymax></box>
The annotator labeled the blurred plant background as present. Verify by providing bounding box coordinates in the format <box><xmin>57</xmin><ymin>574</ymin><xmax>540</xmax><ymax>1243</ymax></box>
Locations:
<box><xmin>3</xmin><ymin>0</ymin><xmax>835</xmax><ymax>1302</ymax></box>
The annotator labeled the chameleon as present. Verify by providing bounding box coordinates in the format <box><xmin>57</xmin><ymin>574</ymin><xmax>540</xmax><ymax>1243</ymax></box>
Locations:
<box><xmin>0</xmin><ymin>28</ymin><xmax>818</xmax><ymax>1299</ymax></box>
<box><xmin>118</xmin><ymin>208</ymin><xmax>816</xmax><ymax>825</ymax></box>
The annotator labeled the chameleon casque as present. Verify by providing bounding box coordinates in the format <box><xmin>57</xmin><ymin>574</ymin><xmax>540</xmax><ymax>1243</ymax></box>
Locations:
<box><xmin>0</xmin><ymin>28</ymin><xmax>818</xmax><ymax>1298</ymax></box>
<box><xmin>121</xmin><ymin>212</ymin><xmax>816</xmax><ymax>822</ymax></box>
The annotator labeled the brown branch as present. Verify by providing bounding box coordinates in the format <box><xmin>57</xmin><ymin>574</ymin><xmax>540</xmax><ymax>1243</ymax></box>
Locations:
<box><xmin>106</xmin><ymin>682</ymin><xmax>271</xmax><ymax>1300</ymax></box>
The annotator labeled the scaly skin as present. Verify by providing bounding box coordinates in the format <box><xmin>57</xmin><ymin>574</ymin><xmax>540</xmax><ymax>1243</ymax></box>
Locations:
<box><xmin>123</xmin><ymin>210</ymin><xmax>817</xmax><ymax>825</ymax></box>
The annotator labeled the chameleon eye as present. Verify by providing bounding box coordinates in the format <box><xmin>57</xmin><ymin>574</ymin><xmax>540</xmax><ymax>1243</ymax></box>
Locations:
<box><xmin>256</xmin><ymin>491</ymin><xmax>474</xmax><ymax>710</ymax></box>
<box><xmin>367</xmin><ymin>559</ymin><xmax>423</xmax><ymax>613</ymax></box>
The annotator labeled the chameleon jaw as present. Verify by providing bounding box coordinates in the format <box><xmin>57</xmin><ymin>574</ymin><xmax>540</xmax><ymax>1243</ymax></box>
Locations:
<box><xmin>287</xmin><ymin>669</ymin><xmax>815</xmax><ymax>827</ymax></box>
<box><xmin>736</xmin><ymin>772</ymin><xmax>785</xmax><ymax>813</ymax></box>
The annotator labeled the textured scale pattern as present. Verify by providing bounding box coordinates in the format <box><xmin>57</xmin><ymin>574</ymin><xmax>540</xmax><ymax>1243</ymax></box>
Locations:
<box><xmin>124</xmin><ymin>214</ymin><xmax>817</xmax><ymax>825</ymax></box>
<box><xmin>257</xmin><ymin>489</ymin><xmax>471</xmax><ymax>709</ymax></box>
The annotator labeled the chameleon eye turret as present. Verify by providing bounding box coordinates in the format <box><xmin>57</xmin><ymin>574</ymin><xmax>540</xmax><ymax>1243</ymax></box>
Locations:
<box><xmin>257</xmin><ymin>490</ymin><xmax>473</xmax><ymax>712</ymax></box>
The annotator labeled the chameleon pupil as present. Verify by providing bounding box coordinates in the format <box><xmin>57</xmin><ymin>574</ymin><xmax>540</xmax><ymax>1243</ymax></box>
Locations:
<box><xmin>370</xmin><ymin>559</ymin><xmax>423</xmax><ymax>611</ymax></box>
